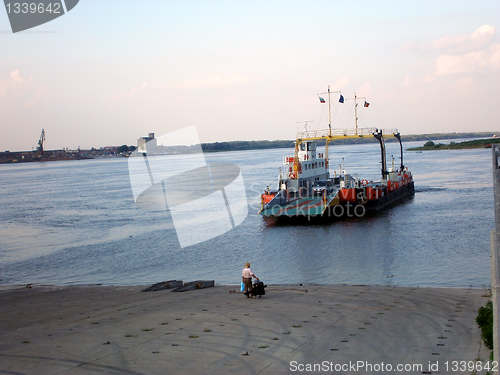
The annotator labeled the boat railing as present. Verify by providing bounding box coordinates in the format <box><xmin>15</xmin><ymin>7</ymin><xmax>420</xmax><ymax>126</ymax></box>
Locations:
<box><xmin>297</xmin><ymin>128</ymin><xmax>378</xmax><ymax>140</ymax></box>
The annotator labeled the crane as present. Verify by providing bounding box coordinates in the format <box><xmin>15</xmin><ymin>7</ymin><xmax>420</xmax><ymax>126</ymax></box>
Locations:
<box><xmin>36</xmin><ymin>129</ymin><xmax>45</xmax><ymax>157</ymax></box>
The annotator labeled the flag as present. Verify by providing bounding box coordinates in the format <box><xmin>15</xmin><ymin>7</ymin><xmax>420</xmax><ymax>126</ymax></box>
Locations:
<box><xmin>319</xmin><ymin>96</ymin><xmax>326</xmax><ymax>103</ymax></box>
<box><xmin>364</xmin><ymin>101</ymin><xmax>370</xmax><ymax>107</ymax></box>
<box><xmin>339</xmin><ymin>94</ymin><xmax>344</xmax><ymax>103</ymax></box>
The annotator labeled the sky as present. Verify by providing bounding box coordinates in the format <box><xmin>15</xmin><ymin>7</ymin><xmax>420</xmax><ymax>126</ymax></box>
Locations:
<box><xmin>0</xmin><ymin>0</ymin><xmax>499</xmax><ymax>151</ymax></box>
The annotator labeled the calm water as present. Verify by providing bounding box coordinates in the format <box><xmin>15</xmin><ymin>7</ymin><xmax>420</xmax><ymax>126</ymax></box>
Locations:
<box><xmin>0</xmin><ymin>141</ymin><xmax>495</xmax><ymax>287</ymax></box>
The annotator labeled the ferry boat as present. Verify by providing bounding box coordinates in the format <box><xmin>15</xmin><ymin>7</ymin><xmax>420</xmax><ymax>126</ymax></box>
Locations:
<box><xmin>259</xmin><ymin>88</ymin><xmax>414</xmax><ymax>218</ymax></box>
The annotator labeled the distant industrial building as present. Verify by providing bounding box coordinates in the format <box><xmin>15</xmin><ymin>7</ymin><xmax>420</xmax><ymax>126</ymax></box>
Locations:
<box><xmin>137</xmin><ymin>133</ymin><xmax>157</xmax><ymax>153</ymax></box>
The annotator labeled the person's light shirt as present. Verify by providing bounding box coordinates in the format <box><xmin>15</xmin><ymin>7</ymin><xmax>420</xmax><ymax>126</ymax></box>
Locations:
<box><xmin>242</xmin><ymin>268</ymin><xmax>253</xmax><ymax>278</ymax></box>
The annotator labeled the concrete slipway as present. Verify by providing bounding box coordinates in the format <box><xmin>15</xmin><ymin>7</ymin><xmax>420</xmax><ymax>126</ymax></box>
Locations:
<box><xmin>0</xmin><ymin>284</ymin><xmax>492</xmax><ymax>375</ymax></box>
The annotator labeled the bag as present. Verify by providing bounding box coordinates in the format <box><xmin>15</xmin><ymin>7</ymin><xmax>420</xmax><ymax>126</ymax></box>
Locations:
<box><xmin>252</xmin><ymin>281</ymin><xmax>266</xmax><ymax>297</ymax></box>
<box><xmin>240</xmin><ymin>281</ymin><xmax>245</xmax><ymax>292</ymax></box>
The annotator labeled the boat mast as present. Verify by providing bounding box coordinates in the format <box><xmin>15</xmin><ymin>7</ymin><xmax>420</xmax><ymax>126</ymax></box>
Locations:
<box><xmin>328</xmin><ymin>86</ymin><xmax>332</xmax><ymax>137</ymax></box>
<box><xmin>354</xmin><ymin>93</ymin><xmax>358</xmax><ymax>135</ymax></box>
<box><xmin>288</xmin><ymin>87</ymin><xmax>375</xmax><ymax>182</ymax></box>
<box><xmin>318</xmin><ymin>86</ymin><xmax>342</xmax><ymax>175</ymax></box>
<box><xmin>346</xmin><ymin>93</ymin><xmax>366</xmax><ymax>136</ymax></box>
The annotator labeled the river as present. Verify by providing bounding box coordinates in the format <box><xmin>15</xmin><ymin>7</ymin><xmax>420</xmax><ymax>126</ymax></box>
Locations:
<box><xmin>0</xmin><ymin>140</ymin><xmax>495</xmax><ymax>288</ymax></box>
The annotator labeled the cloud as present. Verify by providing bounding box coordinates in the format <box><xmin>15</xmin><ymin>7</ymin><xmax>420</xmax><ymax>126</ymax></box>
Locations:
<box><xmin>174</xmin><ymin>75</ymin><xmax>250</xmax><ymax>89</ymax></box>
<box><xmin>333</xmin><ymin>76</ymin><xmax>350</xmax><ymax>90</ymax></box>
<box><xmin>0</xmin><ymin>70</ymin><xmax>46</xmax><ymax>107</ymax></box>
<box><xmin>0</xmin><ymin>70</ymin><xmax>32</xmax><ymax>96</ymax></box>
<box><xmin>451</xmin><ymin>77</ymin><xmax>474</xmax><ymax>96</ymax></box>
<box><xmin>405</xmin><ymin>25</ymin><xmax>497</xmax><ymax>54</ymax></box>
<box><xmin>10</xmin><ymin>70</ymin><xmax>33</xmax><ymax>83</ymax></box>
<box><xmin>111</xmin><ymin>82</ymin><xmax>165</xmax><ymax>101</ymax></box>
<box><xmin>112</xmin><ymin>75</ymin><xmax>250</xmax><ymax>102</ymax></box>
<box><xmin>356</xmin><ymin>82</ymin><xmax>371</xmax><ymax>95</ymax></box>
<box><xmin>431</xmin><ymin>25</ymin><xmax>496</xmax><ymax>54</ymax></box>
<box><xmin>435</xmin><ymin>43</ymin><xmax>500</xmax><ymax>75</ymax></box>
<box><xmin>429</xmin><ymin>25</ymin><xmax>500</xmax><ymax>76</ymax></box>
<box><xmin>471</xmin><ymin>25</ymin><xmax>496</xmax><ymax>42</ymax></box>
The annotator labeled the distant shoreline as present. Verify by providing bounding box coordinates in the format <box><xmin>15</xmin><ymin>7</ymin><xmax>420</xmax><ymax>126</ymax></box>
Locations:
<box><xmin>160</xmin><ymin>131</ymin><xmax>500</xmax><ymax>154</ymax></box>
<box><xmin>407</xmin><ymin>137</ymin><xmax>500</xmax><ymax>151</ymax></box>
<box><xmin>2</xmin><ymin>131</ymin><xmax>499</xmax><ymax>163</ymax></box>
<box><xmin>200</xmin><ymin>131</ymin><xmax>500</xmax><ymax>152</ymax></box>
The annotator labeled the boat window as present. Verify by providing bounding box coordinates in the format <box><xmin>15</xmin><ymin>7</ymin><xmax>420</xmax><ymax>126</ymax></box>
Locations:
<box><xmin>300</xmin><ymin>143</ymin><xmax>306</xmax><ymax>151</ymax></box>
<box><xmin>307</xmin><ymin>143</ymin><xmax>317</xmax><ymax>151</ymax></box>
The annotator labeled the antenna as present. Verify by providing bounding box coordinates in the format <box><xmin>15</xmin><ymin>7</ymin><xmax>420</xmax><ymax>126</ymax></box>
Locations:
<box><xmin>297</xmin><ymin>121</ymin><xmax>314</xmax><ymax>132</ymax></box>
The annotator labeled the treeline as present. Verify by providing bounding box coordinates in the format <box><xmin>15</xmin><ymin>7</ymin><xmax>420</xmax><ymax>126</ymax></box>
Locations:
<box><xmin>134</xmin><ymin>132</ymin><xmax>500</xmax><ymax>154</ymax></box>
<box><xmin>200</xmin><ymin>132</ymin><xmax>500</xmax><ymax>152</ymax></box>
<box><xmin>400</xmin><ymin>132</ymin><xmax>500</xmax><ymax>142</ymax></box>
<box><xmin>118</xmin><ymin>145</ymin><xmax>137</xmax><ymax>153</ymax></box>
<box><xmin>201</xmin><ymin>140</ymin><xmax>295</xmax><ymax>152</ymax></box>
<box><xmin>408</xmin><ymin>138</ymin><xmax>500</xmax><ymax>151</ymax></box>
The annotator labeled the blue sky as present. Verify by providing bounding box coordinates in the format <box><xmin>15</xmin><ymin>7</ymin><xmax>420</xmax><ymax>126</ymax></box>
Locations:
<box><xmin>1</xmin><ymin>1</ymin><xmax>499</xmax><ymax>151</ymax></box>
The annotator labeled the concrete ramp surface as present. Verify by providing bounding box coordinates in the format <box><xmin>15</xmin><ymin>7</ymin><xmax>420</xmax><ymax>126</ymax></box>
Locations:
<box><xmin>0</xmin><ymin>285</ymin><xmax>492</xmax><ymax>375</ymax></box>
